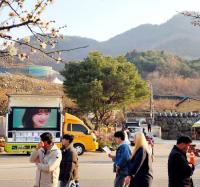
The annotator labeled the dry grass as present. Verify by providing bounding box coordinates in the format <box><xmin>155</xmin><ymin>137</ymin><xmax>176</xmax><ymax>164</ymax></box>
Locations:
<box><xmin>0</xmin><ymin>73</ymin><xmax>76</xmax><ymax>115</ymax></box>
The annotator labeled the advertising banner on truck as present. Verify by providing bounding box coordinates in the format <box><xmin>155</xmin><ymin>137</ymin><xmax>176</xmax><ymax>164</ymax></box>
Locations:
<box><xmin>8</xmin><ymin>107</ymin><xmax>60</xmax><ymax>130</ymax></box>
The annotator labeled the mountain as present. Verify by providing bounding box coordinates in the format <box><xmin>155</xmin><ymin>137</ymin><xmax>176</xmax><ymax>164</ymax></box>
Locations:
<box><xmin>103</xmin><ymin>14</ymin><xmax>200</xmax><ymax>58</ymax></box>
<box><xmin>14</xmin><ymin>14</ymin><xmax>200</xmax><ymax>70</ymax></box>
<box><xmin>58</xmin><ymin>14</ymin><xmax>200</xmax><ymax>62</ymax></box>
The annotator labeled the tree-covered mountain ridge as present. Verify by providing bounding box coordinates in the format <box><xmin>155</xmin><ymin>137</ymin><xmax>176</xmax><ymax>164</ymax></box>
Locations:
<box><xmin>125</xmin><ymin>50</ymin><xmax>200</xmax><ymax>78</ymax></box>
<box><xmin>15</xmin><ymin>13</ymin><xmax>200</xmax><ymax>71</ymax></box>
<box><xmin>57</xmin><ymin>14</ymin><xmax>200</xmax><ymax>61</ymax></box>
<box><xmin>7</xmin><ymin>13</ymin><xmax>200</xmax><ymax>99</ymax></box>
<box><xmin>125</xmin><ymin>50</ymin><xmax>200</xmax><ymax>98</ymax></box>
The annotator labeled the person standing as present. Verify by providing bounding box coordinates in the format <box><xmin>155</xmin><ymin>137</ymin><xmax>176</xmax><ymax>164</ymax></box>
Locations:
<box><xmin>143</xmin><ymin>128</ymin><xmax>147</xmax><ymax>136</ymax></box>
<box><xmin>168</xmin><ymin>135</ymin><xmax>195</xmax><ymax>187</ymax></box>
<box><xmin>147</xmin><ymin>120</ymin><xmax>152</xmax><ymax>133</ymax></box>
<box><xmin>108</xmin><ymin>131</ymin><xmax>132</xmax><ymax>187</ymax></box>
<box><xmin>30</xmin><ymin>132</ymin><xmax>62</xmax><ymax>187</ymax></box>
<box><xmin>59</xmin><ymin>134</ymin><xmax>79</xmax><ymax>187</ymax></box>
<box><xmin>124</xmin><ymin>132</ymin><xmax>153</xmax><ymax>187</ymax></box>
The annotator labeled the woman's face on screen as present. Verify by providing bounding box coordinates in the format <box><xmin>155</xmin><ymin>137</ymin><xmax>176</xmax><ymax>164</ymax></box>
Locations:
<box><xmin>32</xmin><ymin>109</ymin><xmax>50</xmax><ymax>128</ymax></box>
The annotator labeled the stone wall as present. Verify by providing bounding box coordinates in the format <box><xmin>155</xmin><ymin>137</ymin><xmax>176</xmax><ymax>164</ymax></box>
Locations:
<box><xmin>154</xmin><ymin>114</ymin><xmax>200</xmax><ymax>139</ymax></box>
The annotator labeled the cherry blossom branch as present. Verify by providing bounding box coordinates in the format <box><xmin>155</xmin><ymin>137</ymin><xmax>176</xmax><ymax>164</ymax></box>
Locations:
<box><xmin>46</xmin><ymin>46</ymin><xmax>89</xmax><ymax>54</ymax></box>
<box><xmin>0</xmin><ymin>20</ymin><xmax>36</xmax><ymax>31</ymax></box>
<box><xmin>0</xmin><ymin>0</ymin><xmax>88</xmax><ymax>63</ymax></box>
<box><xmin>2</xmin><ymin>36</ymin><xmax>89</xmax><ymax>62</ymax></box>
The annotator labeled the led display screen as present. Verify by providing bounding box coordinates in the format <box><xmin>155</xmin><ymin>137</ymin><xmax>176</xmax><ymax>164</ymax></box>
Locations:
<box><xmin>9</xmin><ymin>107</ymin><xmax>60</xmax><ymax>130</ymax></box>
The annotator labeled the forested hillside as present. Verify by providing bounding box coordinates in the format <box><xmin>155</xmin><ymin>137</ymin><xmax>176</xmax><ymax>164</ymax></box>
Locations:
<box><xmin>125</xmin><ymin>50</ymin><xmax>200</xmax><ymax>78</ymax></box>
<box><xmin>125</xmin><ymin>50</ymin><xmax>200</xmax><ymax>98</ymax></box>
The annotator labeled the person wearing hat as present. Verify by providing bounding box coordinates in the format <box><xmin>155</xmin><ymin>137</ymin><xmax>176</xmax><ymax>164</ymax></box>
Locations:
<box><xmin>59</xmin><ymin>134</ymin><xmax>79</xmax><ymax>187</ymax></box>
<box><xmin>30</xmin><ymin>132</ymin><xmax>62</xmax><ymax>187</ymax></box>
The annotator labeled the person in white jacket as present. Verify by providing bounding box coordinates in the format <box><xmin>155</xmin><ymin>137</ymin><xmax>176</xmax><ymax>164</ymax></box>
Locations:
<box><xmin>30</xmin><ymin>132</ymin><xmax>62</xmax><ymax>187</ymax></box>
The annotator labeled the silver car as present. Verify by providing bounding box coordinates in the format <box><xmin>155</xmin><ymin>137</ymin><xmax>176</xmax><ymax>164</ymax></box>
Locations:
<box><xmin>127</xmin><ymin>126</ymin><xmax>143</xmax><ymax>145</ymax></box>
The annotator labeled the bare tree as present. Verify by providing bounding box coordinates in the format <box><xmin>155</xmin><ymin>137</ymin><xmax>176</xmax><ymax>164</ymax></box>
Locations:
<box><xmin>0</xmin><ymin>0</ymin><xmax>87</xmax><ymax>63</ymax></box>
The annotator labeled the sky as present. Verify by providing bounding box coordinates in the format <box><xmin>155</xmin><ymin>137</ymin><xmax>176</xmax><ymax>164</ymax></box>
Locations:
<box><xmin>5</xmin><ymin>0</ymin><xmax>200</xmax><ymax>42</ymax></box>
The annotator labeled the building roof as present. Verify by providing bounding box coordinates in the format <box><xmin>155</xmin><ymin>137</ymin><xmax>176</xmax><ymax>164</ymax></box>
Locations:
<box><xmin>52</xmin><ymin>77</ymin><xmax>63</xmax><ymax>84</ymax></box>
<box><xmin>175</xmin><ymin>97</ymin><xmax>200</xmax><ymax>107</ymax></box>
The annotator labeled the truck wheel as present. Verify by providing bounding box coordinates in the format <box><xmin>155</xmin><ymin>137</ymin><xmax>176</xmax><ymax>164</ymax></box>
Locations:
<box><xmin>74</xmin><ymin>144</ymin><xmax>85</xmax><ymax>155</ymax></box>
<box><xmin>26</xmin><ymin>151</ymin><xmax>31</xmax><ymax>155</ymax></box>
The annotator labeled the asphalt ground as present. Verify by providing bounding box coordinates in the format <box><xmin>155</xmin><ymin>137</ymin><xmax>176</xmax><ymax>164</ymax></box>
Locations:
<box><xmin>0</xmin><ymin>140</ymin><xmax>200</xmax><ymax>187</ymax></box>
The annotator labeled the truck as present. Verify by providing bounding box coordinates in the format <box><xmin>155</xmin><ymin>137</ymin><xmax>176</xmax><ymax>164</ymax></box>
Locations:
<box><xmin>125</xmin><ymin>112</ymin><xmax>142</xmax><ymax>128</ymax></box>
<box><xmin>4</xmin><ymin>94</ymin><xmax>62</xmax><ymax>154</ymax></box>
<box><xmin>63</xmin><ymin>113</ymin><xmax>98</xmax><ymax>155</ymax></box>
<box><xmin>4</xmin><ymin>94</ymin><xmax>98</xmax><ymax>155</ymax></box>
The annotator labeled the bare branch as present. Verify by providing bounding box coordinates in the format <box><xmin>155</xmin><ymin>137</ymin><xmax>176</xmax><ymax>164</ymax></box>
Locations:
<box><xmin>2</xmin><ymin>36</ymin><xmax>88</xmax><ymax>63</ymax></box>
<box><xmin>0</xmin><ymin>51</ymin><xmax>9</xmax><ymax>55</ymax></box>
<box><xmin>27</xmin><ymin>25</ymin><xmax>44</xmax><ymax>43</ymax></box>
<box><xmin>0</xmin><ymin>0</ymin><xmax>5</xmax><ymax>8</ymax></box>
<box><xmin>0</xmin><ymin>20</ymin><xmax>37</xmax><ymax>31</ymax></box>
<box><xmin>0</xmin><ymin>0</ymin><xmax>88</xmax><ymax>63</ymax></box>
<box><xmin>46</xmin><ymin>45</ymin><xmax>89</xmax><ymax>54</ymax></box>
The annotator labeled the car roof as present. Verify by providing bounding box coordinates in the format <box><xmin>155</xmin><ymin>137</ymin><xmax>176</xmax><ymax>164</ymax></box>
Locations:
<box><xmin>145</xmin><ymin>133</ymin><xmax>153</xmax><ymax>137</ymax></box>
<box><xmin>127</xmin><ymin>126</ymin><xmax>142</xmax><ymax>129</ymax></box>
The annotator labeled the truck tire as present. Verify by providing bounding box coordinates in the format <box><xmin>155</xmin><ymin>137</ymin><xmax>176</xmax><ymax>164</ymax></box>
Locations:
<box><xmin>27</xmin><ymin>151</ymin><xmax>31</xmax><ymax>155</ymax></box>
<box><xmin>74</xmin><ymin>143</ymin><xmax>85</xmax><ymax>155</ymax></box>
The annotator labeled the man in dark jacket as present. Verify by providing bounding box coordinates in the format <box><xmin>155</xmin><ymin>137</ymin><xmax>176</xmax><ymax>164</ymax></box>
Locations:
<box><xmin>59</xmin><ymin>134</ymin><xmax>78</xmax><ymax>187</ymax></box>
<box><xmin>168</xmin><ymin>135</ymin><xmax>195</xmax><ymax>187</ymax></box>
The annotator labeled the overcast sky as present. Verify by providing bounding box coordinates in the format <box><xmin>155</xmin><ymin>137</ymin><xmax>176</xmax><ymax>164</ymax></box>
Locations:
<box><xmin>8</xmin><ymin>0</ymin><xmax>200</xmax><ymax>41</ymax></box>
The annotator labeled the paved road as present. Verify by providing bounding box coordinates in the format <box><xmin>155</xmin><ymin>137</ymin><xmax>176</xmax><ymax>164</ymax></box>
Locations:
<box><xmin>0</xmin><ymin>143</ymin><xmax>200</xmax><ymax>187</ymax></box>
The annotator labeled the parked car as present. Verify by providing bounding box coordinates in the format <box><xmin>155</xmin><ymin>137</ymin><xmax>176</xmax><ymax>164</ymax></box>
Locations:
<box><xmin>125</xmin><ymin>121</ymin><xmax>141</xmax><ymax>128</ymax></box>
<box><xmin>127</xmin><ymin>126</ymin><xmax>143</xmax><ymax>145</ymax></box>
<box><xmin>128</xmin><ymin>127</ymin><xmax>154</xmax><ymax>146</ymax></box>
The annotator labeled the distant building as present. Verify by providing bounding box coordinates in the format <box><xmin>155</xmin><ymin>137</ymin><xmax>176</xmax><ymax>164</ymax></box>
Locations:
<box><xmin>25</xmin><ymin>65</ymin><xmax>54</xmax><ymax>77</ymax></box>
<box><xmin>0</xmin><ymin>65</ymin><xmax>58</xmax><ymax>79</ymax></box>
<box><xmin>52</xmin><ymin>77</ymin><xmax>63</xmax><ymax>84</ymax></box>
<box><xmin>175</xmin><ymin>97</ymin><xmax>200</xmax><ymax>112</ymax></box>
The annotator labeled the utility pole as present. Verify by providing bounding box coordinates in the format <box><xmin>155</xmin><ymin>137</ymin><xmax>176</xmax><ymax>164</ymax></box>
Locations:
<box><xmin>149</xmin><ymin>81</ymin><xmax>154</xmax><ymax>125</ymax></box>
